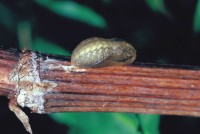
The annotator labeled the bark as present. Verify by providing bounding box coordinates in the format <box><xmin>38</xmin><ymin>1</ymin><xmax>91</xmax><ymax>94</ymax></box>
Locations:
<box><xmin>1</xmin><ymin>48</ymin><xmax>200</xmax><ymax>117</ymax></box>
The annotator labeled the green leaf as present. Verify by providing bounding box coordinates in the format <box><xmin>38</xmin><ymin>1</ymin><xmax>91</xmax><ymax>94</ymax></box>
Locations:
<box><xmin>17</xmin><ymin>21</ymin><xmax>33</xmax><ymax>49</ymax></box>
<box><xmin>193</xmin><ymin>0</ymin><xmax>200</xmax><ymax>33</ymax></box>
<box><xmin>0</xmin><ymin>2</ymin><xmax>16</xmax><ymax>32</ymax></box>
<box><xmin>33</xmin><ymin>37</ymin><xmax>71</xmax><ymax>56</ymax></box>
<box><xmin>145</xmin><ymin>0</ymin><xmax>169</xmax><ymax>16</ymax></box>
<box><xmin>35</xmin><ymin>0</ymin><xmax>107</xmax><ymax>29</ymax></box>
<box><xmin>50</xmin><ymin>112</ymin><xmax>141</xmax><ymax>134</ymax></box>
<box><xmin>138</xmin><ymin>114</ymin><xmax>160</xmax><ymax>134</ymax></box>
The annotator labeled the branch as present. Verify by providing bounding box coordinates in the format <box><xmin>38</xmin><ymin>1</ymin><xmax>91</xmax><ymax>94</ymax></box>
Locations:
<box><xmin>1</xmin><ymin>48</ymin><xmax>200</xmax><ymax>117</ymax></box>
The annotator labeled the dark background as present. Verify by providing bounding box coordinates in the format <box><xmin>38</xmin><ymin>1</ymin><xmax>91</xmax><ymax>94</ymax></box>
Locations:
<box><xmin>0</xmin><ymin>0</ymin><xmax>200</xmax><ymax>134</ymax></box>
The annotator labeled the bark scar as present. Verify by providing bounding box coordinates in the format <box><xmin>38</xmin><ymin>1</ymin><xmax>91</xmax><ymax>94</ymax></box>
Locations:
<box><xmin>9</xmin><ymin>50</ymin><xmax>57</xmax><ymax>134</ymax></box>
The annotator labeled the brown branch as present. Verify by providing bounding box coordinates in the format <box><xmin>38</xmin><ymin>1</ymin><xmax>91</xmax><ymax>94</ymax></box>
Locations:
<box><xmin>0</xmin><ymin>49</ymin><xmax>17</xmax><ymax>96</ymax></box>
<box><xmin>1</xmin><ymin>48</ymin><xmax>200</xmax><ymax>117</ymax></box>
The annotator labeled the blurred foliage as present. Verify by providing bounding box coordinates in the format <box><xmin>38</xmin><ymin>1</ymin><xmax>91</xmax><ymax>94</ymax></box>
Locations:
<box><xmin>33</xmin><ymin>37</ymin><xmax>71</xmax><ymax>56</ymax></box>
<box><xmin>35</xmin><ymin>0</ymin><xmax>107</xmax><ymax>29</ymax></box>
<box><xmin>17</xmin><ymin>21</ymin><xmax>33</xmax><ymax>49</ymax></box>
<box><xmin>145</xmin><ymin>0</ymin><xmax>170</xmax><ymax>17</ymax></box>
<box><xmin>138</xmin><ymin>114</ymin><xmax>160</xmax><ymax>134</ymax></box>
<box><xmin>101</xmin><ymin>0</ymin><xmax>113</xmax><ymax>5</ymax></box>
<box><xmin>193</xmin><ymin>0</ymin><xmax>200</xmax><ymax>33</ymax></box>
<box><xmin>0</xmin><ymin>2</ymin><xmax>16</xmax><ymax>32</ymax></box>
<box><xmin>50</xmin><ymin>113</ymin><xmax>160</xmax><ymax>134</ymax></box>
<box><xmin>0</xmin><ymin>0</ymin><xmax>200</xmax><ymax>134</ymax></box>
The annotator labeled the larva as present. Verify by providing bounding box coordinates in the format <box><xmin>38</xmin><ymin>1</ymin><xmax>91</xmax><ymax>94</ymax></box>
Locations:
<box><xmin>71</xmin><ymin>37</ymin><xmax>136</xmax><ymax>68</ymax></box>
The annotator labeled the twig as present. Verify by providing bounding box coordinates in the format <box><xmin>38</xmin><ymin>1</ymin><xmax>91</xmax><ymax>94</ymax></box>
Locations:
<box><xmin>42</xmin><ymin>63</ymin><xmax>200</xmax><ymax>116</ymax></box>
<box><xmin>0</xmin><ymin>48</ymin><xmax>200</xmax><ymax>117</ymax></box>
